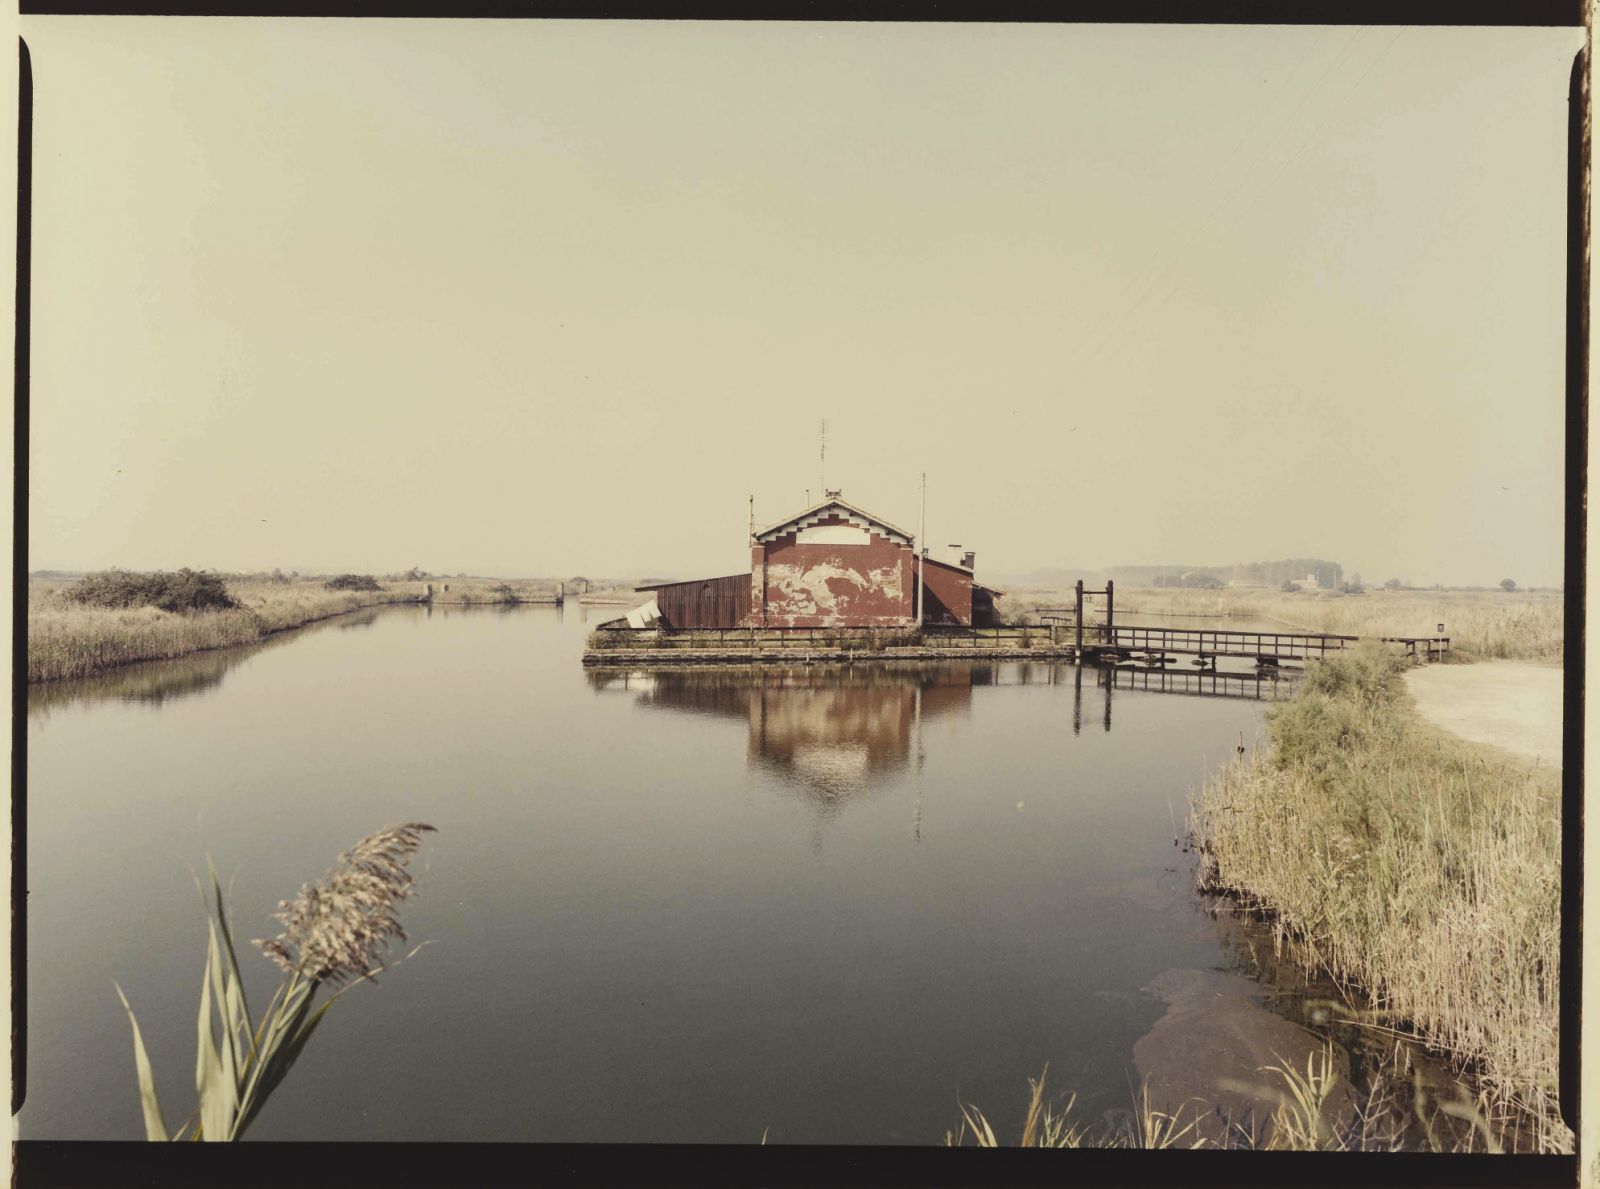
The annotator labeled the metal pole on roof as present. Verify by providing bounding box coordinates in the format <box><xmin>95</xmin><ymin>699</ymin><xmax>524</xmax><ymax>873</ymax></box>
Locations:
<box><xmin>917</xmin><ymin>472</ymin><xmax>926</xmax><ymax>628</ymax></box>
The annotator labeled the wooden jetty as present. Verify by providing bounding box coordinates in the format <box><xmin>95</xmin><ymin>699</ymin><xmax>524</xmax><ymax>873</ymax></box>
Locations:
<box><xmin>582</xmin><ymin>621</ymin><xmax>1448</xmax><ymax>668</ymax></box>
<box><xmin>582</xmin><ymin>581</ymin><xmax>1447</xmax><ymax>667</ymax></box>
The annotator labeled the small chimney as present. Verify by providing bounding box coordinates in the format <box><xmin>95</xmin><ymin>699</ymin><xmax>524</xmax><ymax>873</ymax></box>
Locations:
<box><xmin>961</xmin><ymin>551</ymin><xmax>976</xmax><ymax>570</ymax></box>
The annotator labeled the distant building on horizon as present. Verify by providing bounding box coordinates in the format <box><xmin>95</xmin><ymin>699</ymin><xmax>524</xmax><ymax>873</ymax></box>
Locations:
<box><xmin>629</xmin><ymin>495</ymin><xmax>1001</xmax><ymax>629</ymax></box>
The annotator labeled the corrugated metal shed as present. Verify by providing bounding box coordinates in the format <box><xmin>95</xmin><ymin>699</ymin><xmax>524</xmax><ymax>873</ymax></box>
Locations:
<box><xmin>636</xmin><ymin>573</ymin><xmax>752</xmax><ymax>629</ymax></box>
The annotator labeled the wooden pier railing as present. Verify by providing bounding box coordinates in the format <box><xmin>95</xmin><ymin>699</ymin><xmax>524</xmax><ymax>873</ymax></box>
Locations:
<box><xmin>584</xmin><ymin>623</ymin><xmax>1450</xmax><ymax>663</ymax></box>
<box><xmin>1095</xmin><ymin>624</ymin><xmax>1358</xmax><ymax>661</ymax></box>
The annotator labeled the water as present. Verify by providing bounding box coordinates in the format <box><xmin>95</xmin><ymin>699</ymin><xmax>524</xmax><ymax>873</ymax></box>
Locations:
<box><xmin>23</xmin><ymin>604</ymin><xmax>1338</xmax><ymax>1143</ymax></box>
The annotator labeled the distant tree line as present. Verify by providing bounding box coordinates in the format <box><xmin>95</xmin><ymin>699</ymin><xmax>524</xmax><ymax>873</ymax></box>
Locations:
<box><xmin>1107</xmin><ymin>558</ymin><xmax>1344</xmax><ymax>589</ymax></box>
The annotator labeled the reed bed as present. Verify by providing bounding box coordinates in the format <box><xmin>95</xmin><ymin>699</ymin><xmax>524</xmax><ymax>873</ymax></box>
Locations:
<box><xmin>1188</xmin><ymin>643</ymin><xmax>1567</xmax><ymax>1152</ymax></box>
<box><xmin>27</xmin><ymin>578</ymin><xmax>422</xmax><ymax>683</ymax></box>
<box><xmin>947</xmin><ymin>1053</ymin><xmax>1511</xmax><ymax>1152</ymax></box>
<box><xmin>428</xmin><ymin>577</ymin><xmax>562</xmax><ymax>605</ymax></box>
<box><xmin>1096</xmin><ymin>587</ymin><xmax>1562</xmax><ymax>661</ymax></box>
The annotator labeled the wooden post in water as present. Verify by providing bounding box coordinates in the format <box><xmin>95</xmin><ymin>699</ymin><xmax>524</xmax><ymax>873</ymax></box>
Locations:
<box><xmin>1074</xmin><ymin>579</ymin><xmax>1084</xmax><ymax>665</ymax></box>
<box><xmin>1072</xmin><ymin>663</ymin><xmax>1083</xmax><ymax>735</ymax></box>
<box><xmin>1105</xmin><ymin>579</ymin><xmax>1114</xmax><ymax>643</ymax></box>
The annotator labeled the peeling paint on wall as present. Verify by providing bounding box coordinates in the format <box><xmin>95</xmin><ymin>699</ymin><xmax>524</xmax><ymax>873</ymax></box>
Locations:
<box><xmin>765</xmin><ymin>561</ymin><xmax>904</xmax><ymax>624</ymax></box>
<box><xmin>734</xmin><ymin>504</ymin><xmax>985</xmax><ymax>628</ymax></box>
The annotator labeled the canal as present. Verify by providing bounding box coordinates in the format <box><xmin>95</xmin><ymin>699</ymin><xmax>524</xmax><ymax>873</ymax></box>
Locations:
<box><xmin>23</xmin><ymin>603</ymin><xmax>1429</xmax><ymax>1143</ymax></box>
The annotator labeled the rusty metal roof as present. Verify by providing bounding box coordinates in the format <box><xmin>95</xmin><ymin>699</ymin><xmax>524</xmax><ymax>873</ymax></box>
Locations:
<box><xmin>635</xmin><ymin>573</ymin><xmax>750</xmax><ymax>592</ymax></box>
<box><xmin>920</xmin><ymin>554</ymin><xmax>1003</xmax><ymax>596</ymax></box>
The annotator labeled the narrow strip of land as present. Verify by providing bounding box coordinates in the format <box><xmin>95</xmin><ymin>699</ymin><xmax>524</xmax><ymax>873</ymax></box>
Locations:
<box><xmin>1403</xmin><ymin>661</ymin><xmax>1564</xmax><ymax>767</ymax></box>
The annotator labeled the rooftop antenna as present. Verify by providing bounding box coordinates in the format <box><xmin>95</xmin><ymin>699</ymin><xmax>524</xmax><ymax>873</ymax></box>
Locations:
<box><xmin>819</xmin><ymin>419</ymin><xmax>827</xmax><ymax>496</ymax></box>
<box><xmin>916</xmin><ymin>472</ymin><xmax>926</xmax><ymax>626</ymax></box>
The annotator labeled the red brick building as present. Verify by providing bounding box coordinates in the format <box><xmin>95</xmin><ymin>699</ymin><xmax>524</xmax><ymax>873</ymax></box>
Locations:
<box><xmin>636</xmin><ymin>496</ymin><xmax>1000</xmax><ymax>629</ymax></box>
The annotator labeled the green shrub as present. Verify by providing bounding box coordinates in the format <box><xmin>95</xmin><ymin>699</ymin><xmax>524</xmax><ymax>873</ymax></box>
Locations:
<box><xmin>324</xmin><ymin>574</ymin><xmax>384</xmax><ymax>592</ymax></box>
<box><xmin>67</xmin><ymin>569</ymin><xmax>239</xmax><ymax>613</ymax></box>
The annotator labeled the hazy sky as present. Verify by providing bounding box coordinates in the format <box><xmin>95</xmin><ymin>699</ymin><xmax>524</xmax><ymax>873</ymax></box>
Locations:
<box><xmin>24</xmin><ymin>19</ymin><xmax>1579</xmax><ymax>586</ymax></box>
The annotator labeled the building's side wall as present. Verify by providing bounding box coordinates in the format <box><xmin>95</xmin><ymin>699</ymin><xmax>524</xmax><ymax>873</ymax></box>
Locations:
<box><xmin>971</xmin><ymin>588</ymin><xmax>1000</xmax><ymax>628</ymax></box>
<box><xmin>742</xmin><ymin>515</ymin><xmax>914</xmax><ymax>628</ymax></box>
<box><xmin>918</xmin><ymin>559</ymin><xmax>975</xmax><ymax>626</ymax></box>
<box><xmin>651</xmin><ymin>573</ymin><xmax>751</xmax><ymax>628</ymax></box>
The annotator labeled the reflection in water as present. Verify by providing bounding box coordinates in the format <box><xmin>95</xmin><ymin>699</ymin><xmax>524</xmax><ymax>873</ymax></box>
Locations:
<box><xmin>1102</xmin><ymin>665</ymin><xmax>1295</xmax><ymax>702</ymax></box>
<box><xmin>1071</xmin><ymin>665</ymin><xmax>1294</xmax><ymax>736</ymax></box>
<box><xmin>1204</xmin><ymin>897</ymin><xmax>1505</xmax><ymax>1150</ymax></box>
<box><xmin>28</xmin><ymin>634</ymin><xmax>292</xmax><ymax>718</ymax></box>
<box><xmin>591</xmin><ymin>660</ymin><xmax>1294</xmax><ymax>785</ymax></box>
<box><xmin>591</xmin><ymin>664</ymin><xmax>976</xmax><ymax>814</ymax></box>
<box><xmin>334</xmin><ymin>610</ymin><xmax>383</xmax><ymax>631</ymax></box>
<box><xmin>590</xmin><ymin>660</ymin><xmax>1299</xmax><ymax>834</ymax></box>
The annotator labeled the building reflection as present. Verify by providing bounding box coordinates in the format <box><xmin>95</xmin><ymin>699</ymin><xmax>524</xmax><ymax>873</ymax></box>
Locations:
<box><xmin>587</xmin><ymin>659</ymin><xmax>1292</xmax><ymax>809</ymax></box>
<box><xmin>590</xmin><ymin>663</ymin><xmax>976</xmax><ymax>814</ymax></box>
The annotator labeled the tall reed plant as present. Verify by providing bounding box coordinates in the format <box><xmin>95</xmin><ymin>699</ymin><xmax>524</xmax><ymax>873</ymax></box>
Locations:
<box><xmin>114</xmin><ymin>823</ymin><xmax>436</xmax><ymax>1141</ymax></box>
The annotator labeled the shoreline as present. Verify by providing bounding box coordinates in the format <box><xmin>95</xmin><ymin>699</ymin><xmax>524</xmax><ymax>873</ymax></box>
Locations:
<box><xmin>28</xmin><ymin>573</ymin><xmax>572</xmax><ymax>684</ymax></box>
<box><xmin>27</xmin><ymin>593</ymin><xmax>424</xmax><ymax>685</ymax></box>
<box><xmin>1188</xmin><ymin>644</ymin><xmax>1566</xmax><ymax>1151</ymax></box>
<box><xmin>27</xmin><ymin>595</ymin><xmax>574</xmax><ymax>685</ymax></box>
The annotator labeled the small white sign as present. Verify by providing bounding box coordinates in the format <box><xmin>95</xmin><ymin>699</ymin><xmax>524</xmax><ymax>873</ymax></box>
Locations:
<box><xmin>796</xmin><ymin>523</ymin><xmax>872</xmax><ymax>546</ymax></box>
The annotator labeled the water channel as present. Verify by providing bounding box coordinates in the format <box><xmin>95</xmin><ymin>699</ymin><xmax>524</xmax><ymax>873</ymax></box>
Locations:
<box><xmin>22</xmin><ymin>604</ymin><xmax>1458</xmax><ymax>1143</ymax></box>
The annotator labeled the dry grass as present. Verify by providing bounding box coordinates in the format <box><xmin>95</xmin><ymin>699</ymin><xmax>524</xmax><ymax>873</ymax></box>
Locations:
<box><xmin>1002</xmin><ymin>586</ymin><xmax>1563</xmax><ymax>662</ymax></box>
<box><xmin>1188</xmin><ymin>643</ymin><xmax>1567</xmax><ymax>1152</ymax></box>
<box><xmin>28</xmin><ymin>578</ymin><xmax>424</xmax><ymax>683</ymax></box>
<box><xmin>427</xmin><ymin>576</ymin><xmax>563</xmax><ymax>605</ymax></box>
<box><xmin>948</xmin><ymin>1050</ymin><xmax>1511</xmax><ymax>1152</ymax></box>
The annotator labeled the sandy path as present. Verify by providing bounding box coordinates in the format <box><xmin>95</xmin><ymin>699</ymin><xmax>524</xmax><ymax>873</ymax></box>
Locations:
<box><xmin>1403</xmin><ymin>661</ymin><xmax>1564</xmax><ymax>767</ymax></box>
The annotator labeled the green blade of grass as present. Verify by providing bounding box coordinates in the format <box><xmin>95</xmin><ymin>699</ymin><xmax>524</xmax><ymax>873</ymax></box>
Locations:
<box><xmin>112</xmin><ymin>982</ymin><xmax>169</xmax><ymax>1142</ymax></box>
<box><xmin>194</xmin><ymin>944</ymin><xmax>230</xmax><ymax>1142</ymax></box>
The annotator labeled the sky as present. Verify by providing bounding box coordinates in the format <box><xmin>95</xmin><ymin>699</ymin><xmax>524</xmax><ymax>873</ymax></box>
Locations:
<box><xmin>23</xmin><ymin>19</ymin><xmax>1581</xmax><ymax>587</ymax></box>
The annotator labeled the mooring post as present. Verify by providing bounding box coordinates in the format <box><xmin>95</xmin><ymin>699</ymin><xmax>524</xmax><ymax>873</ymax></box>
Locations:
<box><xmin>1074</xmin><ymin>579</ymin><xmax>1084</xmax><ymax>665</ymax></box>
<box><xmin>1105</xmin><ymin>579</ymin><xmax>1114</xmax><ymax>643</ymax></box>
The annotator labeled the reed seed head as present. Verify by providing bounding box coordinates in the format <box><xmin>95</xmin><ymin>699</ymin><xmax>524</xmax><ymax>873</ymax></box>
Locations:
<box><xmin>255</xmin><ymin>822</ymin><xmax>436</xmax><ymax>987</ymax></box>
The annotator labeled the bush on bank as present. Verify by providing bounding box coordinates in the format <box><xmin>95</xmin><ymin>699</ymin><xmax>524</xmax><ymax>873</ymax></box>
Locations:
<box><xmin>67</xmin><ymin>568</ymin><xmax>239</xmax><ymax>613</ymax></box>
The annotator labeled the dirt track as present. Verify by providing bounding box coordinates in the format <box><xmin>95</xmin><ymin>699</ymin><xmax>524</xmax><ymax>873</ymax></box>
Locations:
<box><xmin>1403</xmin><ymin>661</ymin><xmax>1564</xmax><ymax>767</ymax></box>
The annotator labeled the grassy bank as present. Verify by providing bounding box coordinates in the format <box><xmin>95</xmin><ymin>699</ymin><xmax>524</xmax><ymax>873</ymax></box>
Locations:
<box><xmin>1002</xmin><ymin>586</ymin><xmax>1562</xmax><ymax>662</ymax></box>
<box><xmin>427</xmin><ymin>576</ymin><xmax>563</xmax><ymax>605</ymax></box>
<box><xmin>1188</xmin><ymin>644</ymin><xmax>1566</xmax><ymax>1151</ymax></box>
<box><xmin>28</xmin><ymin>577</ymin><xmax>423</xmax><ymax>683</ymax></box>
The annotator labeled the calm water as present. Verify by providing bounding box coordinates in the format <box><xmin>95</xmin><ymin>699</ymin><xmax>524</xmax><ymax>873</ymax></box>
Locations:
<box><xmin>24</xmin><ymin>605</ymin><xmax>1312</xmax><ymax>1142</ymax></box>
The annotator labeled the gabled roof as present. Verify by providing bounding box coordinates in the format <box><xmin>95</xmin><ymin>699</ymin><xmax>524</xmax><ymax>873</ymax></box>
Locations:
<box><xmin>753</xmin><ymin>498</ymin><xmax>915</xmax><ymax>546</ymax></box>
<box><xmin>919</xmin><ymin>554</ymin><xmax>1004</xmax><ymax>596</ymax></box>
